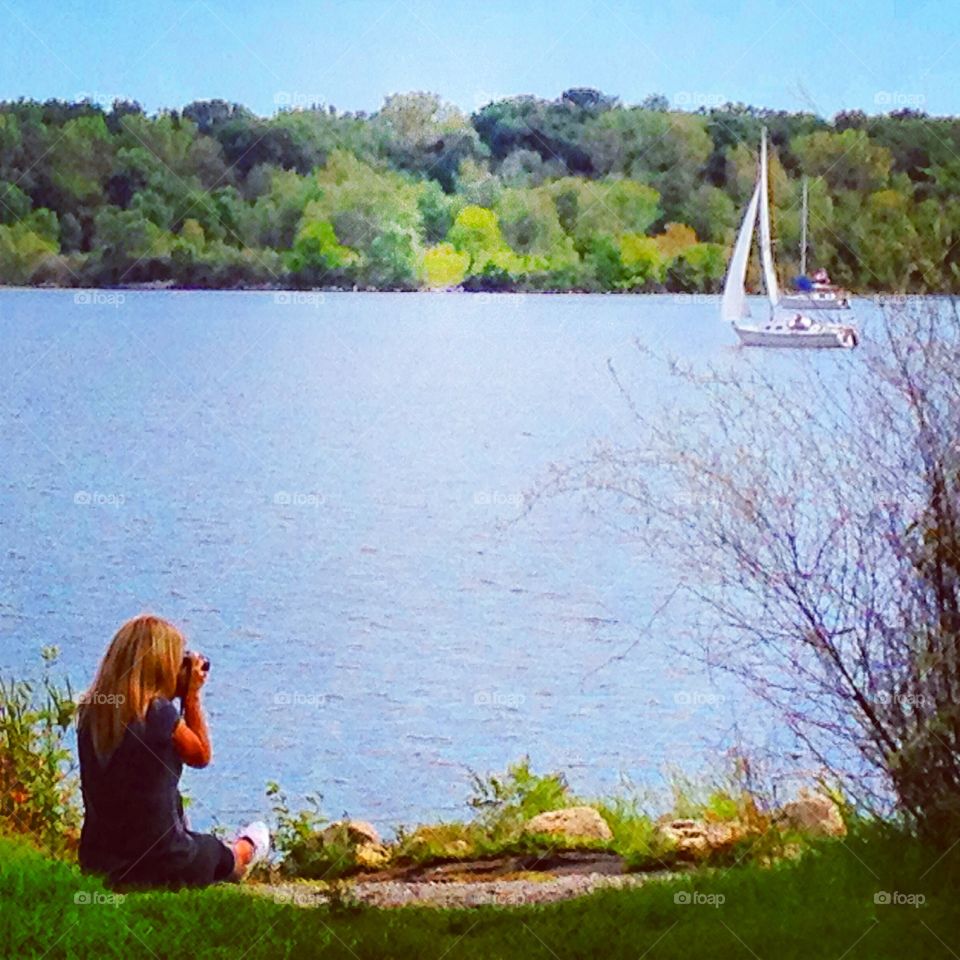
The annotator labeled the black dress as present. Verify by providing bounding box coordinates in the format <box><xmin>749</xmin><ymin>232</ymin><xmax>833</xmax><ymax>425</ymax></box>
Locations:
<box><xmin>78</xmin><ymin>697</ymin><xmax>234</xmax><ymax>888</ymax></box>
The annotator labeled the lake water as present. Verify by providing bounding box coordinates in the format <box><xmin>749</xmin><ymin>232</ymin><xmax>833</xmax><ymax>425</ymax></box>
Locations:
<box><xmin>0</xmin><ymin>289</ymin><xmax>876</xmax><ymax>833</ymax></box>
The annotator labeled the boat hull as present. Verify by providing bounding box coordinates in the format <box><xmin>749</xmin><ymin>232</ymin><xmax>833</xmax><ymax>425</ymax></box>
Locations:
<box><xmin>733</xmin><ymin>323</ymin><xmax>857</xmax><ymax>349</ymax></box>
<box><xmin>779</xmin><ymin>293</ymin><xmax>851</xmax><ymax>311</ymax></box>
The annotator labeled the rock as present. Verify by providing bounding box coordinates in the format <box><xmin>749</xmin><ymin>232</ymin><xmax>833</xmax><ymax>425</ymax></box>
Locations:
<box><xmin>321</xmin><ymin>820</ymin><xmax>381</xmax><ymax>847</ymax></box>
<box><xmin>778</xmin><ymin>792</ymin><xmax>846</xmax><ymax>838</ymax></box>
<box><xmin>355</xmin><ymin>842</ymin><xmax>391</xmax><ymax>869</ymax></box>
<box><xmin>318</xmin><ymin>821</ymin><xmax>391</xmax><ymax>871</ymax></box>
<box><xmin>657</xmin><ymin>819</ymin><xmax>708</xmax><ymax>858</ymax></box>
<box><xmin>656</xmin><ymin>818</ymin><xmax>750</xmax><ymax>860</ymax></box>
<box><xmin>448</xmin><ymin>839</ymin><xmax>471</xmax><ymax>857</ymax></box>
<box><xmin>401</xmin><ymin>825</ymin><xmax>475</xmax><ymax>859</ymax></box>
<box><xmin>523</xmin><ymin>806</ymin><xmax>613</xmax><ymax>843</ymax></box>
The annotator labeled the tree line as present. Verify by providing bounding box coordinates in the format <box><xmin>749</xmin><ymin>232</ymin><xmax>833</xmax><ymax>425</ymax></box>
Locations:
<box><xmin>1</xmin><ymin>89</ymin><xmax>958</xmax><ymax>292</ymax></box>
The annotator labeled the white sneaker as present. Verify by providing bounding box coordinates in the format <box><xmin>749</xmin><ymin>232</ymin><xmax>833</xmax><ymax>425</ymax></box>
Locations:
<box><xmin>237</xmin><ymin>820</ymin><xmax>270</xmax><ymax>866</ymax></box>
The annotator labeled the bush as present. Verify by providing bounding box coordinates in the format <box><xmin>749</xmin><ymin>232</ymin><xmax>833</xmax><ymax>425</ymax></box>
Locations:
<box><xmin>265</xmin><ymin>781</ymin><xmax>355</xmax><ymax>880</ymax></box>
<box><xmin>0</xmin><ymin>648</ymin><xmax>80</xmax><ymax>857</ymax></box>
<box><xmin>467</xmin><ymin>757</ymin><xmax>571</xmax><ymax>832</ymax></box>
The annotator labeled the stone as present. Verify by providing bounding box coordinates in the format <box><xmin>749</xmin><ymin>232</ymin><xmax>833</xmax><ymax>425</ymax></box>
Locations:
<box><xmin>321</xmin><ymin>820</ymin><xmax>381</xmax><ymax>847</ymax></box>
<box><xmin>354</xmin><ymin>842</ymin><xmax>391</xmax><ymax>869</ymax></box>
<box><xmin>656</xmin><ymin>818</ymin><xmax>750</xmax><ymax>860</ymax></box>
<box><xmin>777</xmin><ymin>792</ymin><xmax>846</xmax><ymax>838</ymax></box>
<box><xmin>447</xmin><ymin>839</ymin><xmax>471</xmax><ymax>857</ymax></box>
<box><xmin>400</xmin><ymin>825</ymin><xmax>475</xmax><ymax>859</ymax></box>
<box><xmin>523</xmin><ymin>806</ymin><xmax>614</xmax><ymax>843</ymax></box>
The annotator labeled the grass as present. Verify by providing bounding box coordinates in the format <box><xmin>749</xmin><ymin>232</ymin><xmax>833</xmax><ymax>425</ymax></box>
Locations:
<box><xmin>3</xmin><ymin>824</ymin><xmax>960</xmax><ymax>959</ymax></box>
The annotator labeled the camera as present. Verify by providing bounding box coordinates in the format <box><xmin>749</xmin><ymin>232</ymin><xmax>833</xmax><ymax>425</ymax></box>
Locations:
<box><xmin>176</xmin><ymin>651</ymin><xmax>211</xmax><ymax>697</ymax></box>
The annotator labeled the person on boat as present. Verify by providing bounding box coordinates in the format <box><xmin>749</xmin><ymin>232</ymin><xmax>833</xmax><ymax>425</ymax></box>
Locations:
<box><xmin>812</xmin><ymin>267</ymin><xmax>831</xmax><ymax>286</ymax></box>
<box><xmin>789</xmin><ymin>313</ymin><xmax>812</xmax><ymax>331</ymax></box>
<box><xmin>77</xmin><ymin>614</ymin><xmax>270</xmax><ymax>889</ymax></box>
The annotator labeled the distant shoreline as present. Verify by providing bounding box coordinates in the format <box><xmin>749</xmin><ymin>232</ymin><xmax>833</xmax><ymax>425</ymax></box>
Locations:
<box><xmin>1</xmin><ymin>283</ymin><xmax>949</xmax><ymax>300</ymax></box>
<box><xmin>0</xmin><ymin>282</ymin><xmax>714</xmax><ymax>296</ymax></box>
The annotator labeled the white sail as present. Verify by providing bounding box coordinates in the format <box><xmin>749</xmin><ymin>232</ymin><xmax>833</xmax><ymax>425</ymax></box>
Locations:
<box><xmin>758</xmin><ymin>128</ymin><xmax>779</xmax><ymax>308</ymax></box>
<box><xmin>721</xmin><ymin>180</ymin><xmax>761</xmax><ymax>324</ymax></box>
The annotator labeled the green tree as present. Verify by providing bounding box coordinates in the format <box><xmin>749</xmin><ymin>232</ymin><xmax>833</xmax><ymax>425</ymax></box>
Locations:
<box><xmin>0</xmin><ymin>221</ymin><xmax>57</xmax><ymax>283</ymax></box>
<box><xmin>586</xmin><ymin>109</ymin><xmax>711</xmax><ymax>219</ymax></box>
<box><xmin>375</xmin><ymin>92</ymin><xmax>483</xmax><ymax>192</ymax></box>
<box><xmin>0</xmin><ymin>180</ymin><xmax>31</xmax><ymax>224</ymax></box>
<box><xmin>618</xmin><ymin>233</ymin><xmax>665</xmax><ymax>287</ymax></box>
<box><xmin>665</xmin><ymin>242</ymin><xmax>726</xmax><ymax>292</ymax></box>
<box><xmin>49</xmin><ymin>114</ymin><xmax>113</xmax><ymax>206</ymax></box>
<box><xmin>554</xmin><ymin>178</ymin><xmax>661</xmax><ymax>249</ymax></box>
<box><xmin>302</xmin><ymin>150</ymin><xmax>424</xmax><ymax>287</ymax></box>
<box><xmin>285</xmin><ymin>219</ymin><xmax>357</xmax><ymax>278</ymax></box>
<box><xmin>792</xmin><ymin>128</ymin><xmax>893</xmax><ymax>193</ymax></box>
<box><xmin>420</xmin><ymin>242</ymin><xmax>469</xmax><ymax>287</ymax></box>
<box><xmin>448</xmin><ymin>205</ymin><xmax>526</xmax><ymax>280</ymax></box>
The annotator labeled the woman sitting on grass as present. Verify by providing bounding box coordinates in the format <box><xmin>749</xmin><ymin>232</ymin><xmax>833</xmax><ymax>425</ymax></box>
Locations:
<box><xmin>76</xmin><ymin>614</ymin><xmax>269</xmax><ymax>889</ymax></box>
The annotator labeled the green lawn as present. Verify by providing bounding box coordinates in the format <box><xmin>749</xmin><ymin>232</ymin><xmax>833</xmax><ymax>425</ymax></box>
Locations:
<box><xmin>2</xmin><ymin>827</ymin><xmax>958</xmax><ymax>959</ymax></box>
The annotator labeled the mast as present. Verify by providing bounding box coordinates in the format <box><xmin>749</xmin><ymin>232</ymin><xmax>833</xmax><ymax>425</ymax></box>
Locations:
<box><xmin>800</xmin><ymin>177</ymin><xmax>808</xmax><ymax>277</ymax></box>
<box><xmin>758</xmin><ymin>128</ymin><xmax>779</xmax><ymax>308</ymax></box>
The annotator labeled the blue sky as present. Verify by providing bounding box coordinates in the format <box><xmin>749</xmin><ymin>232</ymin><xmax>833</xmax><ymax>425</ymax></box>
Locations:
<box><xmin>0</xmin><ymin>0</ymin><xmax>957</xmax><ymax>117</ymax></box>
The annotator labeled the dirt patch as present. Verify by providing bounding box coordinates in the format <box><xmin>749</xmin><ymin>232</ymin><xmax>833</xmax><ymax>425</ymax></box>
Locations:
<box><xmin>246</xmin><ymin>852</ymin><xmax>679</xmax><ymax>909</ymax></box>
<box><xmin>358</xmin><ymin>850</ymin><xmax>628</xmax><ymax>883</ymax></box>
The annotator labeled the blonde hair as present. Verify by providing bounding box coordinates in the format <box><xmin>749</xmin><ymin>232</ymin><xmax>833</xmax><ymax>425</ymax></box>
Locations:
<box><xmin>78</xmin><ymin>614</ymin><xmax>185</xmax><ymax>763</ymax></box>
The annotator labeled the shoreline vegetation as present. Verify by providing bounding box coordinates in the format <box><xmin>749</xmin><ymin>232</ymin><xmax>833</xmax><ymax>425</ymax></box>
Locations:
<box><xmin>2</xmin><ymin>90</ymin><xmax>959</xmax><ymax>295</ymax></box>
<box><xmin>0</xmin><ymin>650</ymin><xmax>858</xmax><ymax>886</ymax></box>
<box><xmin>0</xmin><ymin>649</ymin><xmax>850</xmax><ymax>875</ymax></box>
<box><xmin>1</xmin><ymin>282</ymin><xmax>950</xmax><ymax>299</ymax></box>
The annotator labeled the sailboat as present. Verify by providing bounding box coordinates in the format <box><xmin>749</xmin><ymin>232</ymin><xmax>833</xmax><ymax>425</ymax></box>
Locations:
<box><xmin>721</xmin><ymin>131</ymin><xmax>859</xmax><ymax>349</ymax></box>
<box><xmin>779</xmin><ymin>177</ymin><xmax>852</xmax><ymax>311</ymax></box>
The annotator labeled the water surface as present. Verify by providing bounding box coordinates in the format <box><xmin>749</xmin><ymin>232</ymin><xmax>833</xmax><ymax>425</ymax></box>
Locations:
<box><xmin>0</xmin><ymin>289</ymin><xmax>875</xmax><ymax>831</ymax></box>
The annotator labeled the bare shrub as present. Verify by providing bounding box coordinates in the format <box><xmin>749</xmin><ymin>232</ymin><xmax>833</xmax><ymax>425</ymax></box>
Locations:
<box><xmin>534</xmin><ymin>302</ymin><xmax>960</xmax><ymax>838</ymax></box>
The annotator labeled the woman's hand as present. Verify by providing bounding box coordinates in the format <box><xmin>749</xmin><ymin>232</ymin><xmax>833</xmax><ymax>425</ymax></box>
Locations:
<box><xmin>173</xmin><ymin>653</ymin><xmax>212</xmax><ymax>768</ymax></box>
<box><xmin>183</xmin><ymin>652</ymin><xmax>208</xmax><ymax>698</ymax></box>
